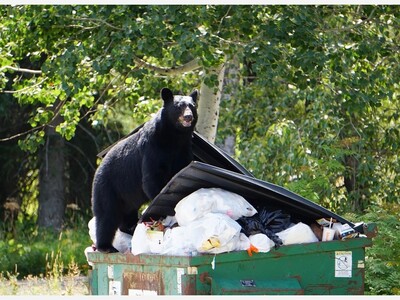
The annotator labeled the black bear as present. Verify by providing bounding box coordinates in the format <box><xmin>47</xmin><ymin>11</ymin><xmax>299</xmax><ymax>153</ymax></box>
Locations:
<box><xmin>91</xmin><ymin>87</ymin><xmax>198</xmax><ymax>253</ymax></box>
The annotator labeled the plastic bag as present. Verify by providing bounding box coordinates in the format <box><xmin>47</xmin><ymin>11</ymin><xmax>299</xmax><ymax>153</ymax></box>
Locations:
<box><xmin>131</xmin><ymin>217</ymin><xmax>181</xmax><ymax>255</ymax></box>
<box><xmin>249</xmin><ymin>233</ymin><xmax>275</xmax><ymax>253</ymax></box>
<box><xmin>226</xmin><ymin>233</ymin><xmax>271</xmax><ymax>256</ymax></box>
<box><xmin>161</xmin><ymin>227</ymin><xmax>195</xmax><ymax>256</ymax></box>
<box><xmin>276</xmin><ymin>222</ymin><xmax>319</xmax><ymax>245</ymax></box>
<box><xmin>235</xmin><ymin>233</ymin><xmax>251</xmax><ymax>251</ymax></box>
<box><xmin>185</xmin><ymin>213</ymin><xmax>243</xmax><ymax>254</ymax></box>
<box><xmin>159</xmin><ymin>213</ymin><xmax>245</xmax><ymax>255</ymax></box>
<box><xmin>162</xmin><ymin>215</ymin><xmax>178</xmax><ymax>227</ymax></box>
<box><xmin>237</xmin><ymin>209</ymin><xmax>291</xmax><ymax>248</ymax></box>
<box><xmin>84</xmin><ymin>246</ymin><xmax>96</xmax><ymax>266</ymax></box>
<box><xmin>175</xmin><ymin>188</ymin><xmax>257</xmax><ymax>226</ymax></box>
<box><xmin>88</xmin><ymin>217</ymin><xmax>132</xmax><ymax>253</ymax></box>
<box><xmin>146</xmin><ymin>229</ymin><xmax>164</xmax><ymax>254</ymax></box>
<box><xmin>131</xmin><ymin>223</ymin><xmax>151</xmax><ymax>255</ymax></box>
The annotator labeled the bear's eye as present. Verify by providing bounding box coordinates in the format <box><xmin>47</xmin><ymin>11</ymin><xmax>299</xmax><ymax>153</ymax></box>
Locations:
<box><xmin>180</xmin><ymin>102</ymin><xmax>195</xmax><ymax>109</ymax></box>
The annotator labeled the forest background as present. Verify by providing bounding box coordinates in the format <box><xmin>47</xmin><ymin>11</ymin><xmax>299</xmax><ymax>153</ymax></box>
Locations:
<box><xmin>0</xmin><ymin>5</ymin><xmax>399</xmax><ymax>295</ymax></box>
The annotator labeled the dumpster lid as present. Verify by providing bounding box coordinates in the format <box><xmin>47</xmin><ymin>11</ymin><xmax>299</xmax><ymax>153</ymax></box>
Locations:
<box><xmin>140</xmin><ymin>161</ymin><xmax>356</xmax><ymax>228</ymax></box>
<box><xmin>97</xmin><ymin>124</ymin><xmax>357</xmax><ymax>230</ymax></box>
<box><xmin>98</xmin><ymin>127</ymin><xmax>252</xmax><ymax>177</ymax></box>
<box><xmin>191</xmin><ymin>131</ymin><xmax>254</xmax><ymax>177</ymax></box>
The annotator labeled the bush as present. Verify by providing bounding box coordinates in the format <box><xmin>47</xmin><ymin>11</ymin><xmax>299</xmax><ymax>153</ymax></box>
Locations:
<box><xmin>358</xmin><ymin>204</ymin><xmax>400</xmax><ymax>295</ymax></box>
<box><xmin>0</xmin><ymin>219</ymin><xmax>92</xmax><ymax>279</ymax></box>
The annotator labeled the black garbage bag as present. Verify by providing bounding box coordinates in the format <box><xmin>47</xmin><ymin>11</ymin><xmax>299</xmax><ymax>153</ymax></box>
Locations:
<box><xmin>237</xmin><ymin>209</ymin><xmax>292</xmax><ymax>248</ymax></box>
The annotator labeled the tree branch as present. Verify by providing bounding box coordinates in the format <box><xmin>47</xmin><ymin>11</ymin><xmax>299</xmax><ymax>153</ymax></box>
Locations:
<box><xmin>0</xmin><ymin>124</ymin><xmax>46</xmax><ymax>142</ymax></box>
<box><xmin>0</xmin><ymin>66</ymin><xmax>42</xmax><ymax>74</ymax></box>
<box><xmin>2</xmin><ymin>77</ymin><xmax>48</xmax><ymax>94</ymax></box>
<box><xmin>0</xmin><ymin>98</ymin><xmax>65</xmax><ymax>142</ymax></box>
<box><xmin>217</xmin><ymin>6</ymin><xmax>232</xmax><ymax>34</ymax></box>
<box><xmin>65</xmin><ymin>16</ymin><xmax>123</xmax><ymax>31</ymax></box>
<box><xmin>319</xmin><ymin>6</ymin><xmax>378</xmax><ymax>34</ymax></box>
<box><xmin>133</xmin><ymin>56</ymin><xmax>201</xmax><ymax>75</ymax></box>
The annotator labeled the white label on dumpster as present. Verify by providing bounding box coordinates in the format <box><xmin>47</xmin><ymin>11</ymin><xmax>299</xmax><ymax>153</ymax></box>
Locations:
<box><xmin>109</xmin><ymin>280</ymin><xmax>121</xmax><ymax>295</ymax></box>
<box><xmin>108</xmin><ymin>265</ymin><xmax>114</xmax><ymax>279</ymax></box>
<box><xmin>128</xmin><ymin>289</ymin><xmax>157</xmax><ymax>296</ymax></box>
<box><xmin>335</xmin><ymin>251</ymin><xmax>352</xmax><ymax>278</ymax></box>
<box><xmin>176</xmin><ymin>268</ymin><xmax>185</xmax><ymax>295</ymax></box>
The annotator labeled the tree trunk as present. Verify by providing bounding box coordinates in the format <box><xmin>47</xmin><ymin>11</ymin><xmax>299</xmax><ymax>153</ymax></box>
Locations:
<box><xmin>131</xmin><ymin>56</ymin><xmax>226</xmax><ymax>144</ymax></box>
<box><xmin>196</xmin><ymin>63</ymin><xmax>226</xmax><ymax>143</ymax></box>
<box><xmin>343</xmin><ymin>154</ymin><xmax>363</xmax><ymax>212</ymax></box>
<box><xmin>38</xmin><ymin>121</ymin><xmax>65</xmax><ymax>231</ymax></box>
<box><xmin>220</xmin><ymin>54</ymin><xmax>241</xmax><ymax>155</ymax></box>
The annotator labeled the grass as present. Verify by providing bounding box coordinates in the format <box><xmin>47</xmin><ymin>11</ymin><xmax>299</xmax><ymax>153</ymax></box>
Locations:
<box><xmin>0</xmin><ymin>216</ymin><xmax>92</xmax><ymax>295</ymax></box>
<box><xmin>0</xmin><ymin>260</ymin><xmax>90</xmax><ymax>296</ymax></box>
<box><xmin>0</xmin><ymin>274</ymin><xmax>89</xmax><ymax>296</ymax></box>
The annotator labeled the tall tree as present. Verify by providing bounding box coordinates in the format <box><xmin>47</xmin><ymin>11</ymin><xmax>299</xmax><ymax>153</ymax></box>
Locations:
<box><xmin>37</xmin><ymin>118</ymin><xmax>65</xmax><ymax>230</ymax></box>
<box><xmin>1</xmin><ymin>5</ymin><xmax>400</xmax><ymax>230</ymax></box>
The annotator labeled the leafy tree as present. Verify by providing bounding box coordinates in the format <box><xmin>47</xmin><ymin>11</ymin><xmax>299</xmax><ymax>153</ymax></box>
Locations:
<box><xmin>0</xmin><ymin>5</ymin><xmax>225</xmax><ymax>228</ymax></box>
<box><xmin>1</xmin><ymin>5</ymin><xmax>399</xmax><ymax>231</ymax></box>
<box><xmin>217</xmin><ymin>5</ymin><xmax>400</xmax><ymax>213</ymax></box>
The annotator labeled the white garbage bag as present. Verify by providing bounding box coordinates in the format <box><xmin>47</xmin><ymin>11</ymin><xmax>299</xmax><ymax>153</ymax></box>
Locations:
<box><xmin>174</xmin><ymin>188</ymin><xmax>257</xmax><ymax>226</ymax></box>
<box><xmin>186</xmin><ymin>213</ymin><xmax>243</xmax><ymax>254</ymax></box>
<box><xmin>276</xmin><ymin>222</ymin><xmax>318</xmax><ymax>245</ymax></box>
<box><xmin>88</xmin><ymin>217</ymin><xmax>132</xmax><ymax>253</ymax></box>
<box><xmin>131</xmin><ymin>223</ymin><xmax>151</xmax><ymax>255</ymax></box>
<box><xmin>146</xmin><ymin>230</ymin><xmax>164</xmax><ymax>254</ymax></box>
<box><xmin>249</xmin><ymin>233</ymin><xmax>275</xmax><ymax>253</ymax></box>
<box><xmin>161</xmin><ymin>215</ymin><xmax>178</xmax><ymax>227</ymax></box>
<box><xmin>161</xmin><ymin>227</ymin><xmax>195</xmax><ymax>256</ymax></box>
<box><xmin>84</xmin><ymin>246</ymin><xmax>96</xmax><ymax>266</ymax></box>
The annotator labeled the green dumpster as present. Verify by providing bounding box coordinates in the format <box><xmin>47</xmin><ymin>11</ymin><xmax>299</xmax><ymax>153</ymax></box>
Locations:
<box><xmin>89</xmin><ymin>131</ymin><xmax>377</xmax><ymax>295</ymax></box>
<box><xmin>87</xmin><ymin>227</ymin><xmax>375</xmax><ymax>295</ymax></box>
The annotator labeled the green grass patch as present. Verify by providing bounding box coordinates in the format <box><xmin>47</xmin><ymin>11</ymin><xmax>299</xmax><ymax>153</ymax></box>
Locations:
<box><xmin>0</xmin><ymin>220</ymin><xmax>92</xmax><ymax>279</ymax></box>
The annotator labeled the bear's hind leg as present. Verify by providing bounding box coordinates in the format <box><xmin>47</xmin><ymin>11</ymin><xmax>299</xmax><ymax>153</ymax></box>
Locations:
<box><xmin>95</xmin><ymin>215</ymin><xmax>119</xmax><ymax>253</ymax></box>
<box><xmin>92</xmin><ymin>183</ymin><xmax>120</xmax><ymax>253</ymax></box>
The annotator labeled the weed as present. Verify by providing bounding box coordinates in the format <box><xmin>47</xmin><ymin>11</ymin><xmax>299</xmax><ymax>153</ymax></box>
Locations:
<box><xmin>0</xmin><ymin>217</ymin><xmax>91</xmax><ymax>295</ymax></box>
<box><xmin>0</xmin><ymin>257</ymin><xmax>89</xmax><ymax>296</ymax></box>
<box><xmin>0</xmin><ymin>265</ymin><xmax>19</xmax><ymax>295</ymax></box>
<box><xmin>0</xmin><ymin>223</ymin><xmax>91</xmax><ymax>279</ymax></box>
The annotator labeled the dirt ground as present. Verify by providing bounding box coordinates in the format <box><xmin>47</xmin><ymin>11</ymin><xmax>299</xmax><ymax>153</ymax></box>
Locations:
<box><xmin>0</xmin><ymin>276</ymin><xmax>90</xmax><ymax>296</ymax></box>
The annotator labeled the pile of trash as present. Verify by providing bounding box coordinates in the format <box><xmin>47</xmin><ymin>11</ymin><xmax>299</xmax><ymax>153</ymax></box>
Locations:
<box><xmin>86</xmin><ymin>187</ymin><xmax>360</xmax><ymax>257</ymax></box>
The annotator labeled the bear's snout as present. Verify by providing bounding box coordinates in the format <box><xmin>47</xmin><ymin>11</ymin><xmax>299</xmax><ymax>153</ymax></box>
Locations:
<box><xmin>181</xmin><ymin>106</ymin><xmax>194</xmax><ymax>127</ymax></box>
<box><xmin>184</xmin><ymin>114</ymin><xmax>193</xmax><ymax>122</ymax></box>
<box><xmin>183</xmin><ymin>106</ymin><xmax>193</xmax><ymax>118</ymax></box>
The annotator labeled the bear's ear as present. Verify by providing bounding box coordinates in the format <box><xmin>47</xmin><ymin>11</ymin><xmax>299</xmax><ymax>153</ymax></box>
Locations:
<box><xmin>190</xmin><ymin>89</ymin><xmax>198</xmax><ymax>103</ymax></box>
<box><xmin>161</xmin><ymin>88</ymin><xmax>174</xmax><ymax>105</ymax></box>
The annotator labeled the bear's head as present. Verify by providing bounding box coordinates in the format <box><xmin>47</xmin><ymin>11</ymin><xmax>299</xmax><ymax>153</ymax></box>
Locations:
<box><xmin>161</xmin><ymin>87</ymin><xmax>198</xmax><ymax>132</ymax></box>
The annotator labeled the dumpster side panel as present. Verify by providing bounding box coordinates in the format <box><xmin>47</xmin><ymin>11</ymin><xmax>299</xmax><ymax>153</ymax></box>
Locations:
<box><xmin>200</xmin><ymin>241</ymin><xmax>367</xmax><ymax>295</ymax></box>
<box><xmin>87</xmin><ymin>238</ymin><xmax>370</xmax><ymax>295</ymax></box>
<box><xmin>87</xmin><ymin>269</ymin><xmax>98</xmax><ymax>295</ymax></box>
<box><xmin>211</xmin><ymin>277</ymin><xmax>304</xmax><ymax>295</ymax></box>
<box><xmin>88</xmin><ymin>253</ymin><xmax>195</xmax><ymax>295</ymax></box>
<box><xmin>95</xmin><ymin>264</ymin><xmax>110</xmax><ymax>295</ymax></box>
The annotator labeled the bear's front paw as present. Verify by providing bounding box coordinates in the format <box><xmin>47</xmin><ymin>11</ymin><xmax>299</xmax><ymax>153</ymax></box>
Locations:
<box><xmin>97</xmin><ymin>245</ymin><xmax>119</xmax><ymax>253</ymax></box>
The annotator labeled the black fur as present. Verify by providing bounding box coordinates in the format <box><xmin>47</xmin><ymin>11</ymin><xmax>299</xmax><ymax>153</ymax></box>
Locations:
<box><xmin>91</xmin><ymin>88</ymin><xmax>198</xmax><ymax>253</ymax></box>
